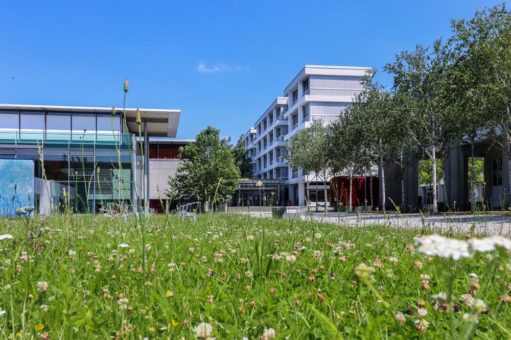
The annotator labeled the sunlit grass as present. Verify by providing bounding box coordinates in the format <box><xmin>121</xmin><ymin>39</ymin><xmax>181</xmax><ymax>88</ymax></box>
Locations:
<box><xmin>0</xmin><ymin>214</ymin><xmax>509</xmax><ymax>338</ymax></box>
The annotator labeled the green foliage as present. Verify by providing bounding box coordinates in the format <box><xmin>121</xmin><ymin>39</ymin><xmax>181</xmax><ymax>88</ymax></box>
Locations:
<box><xmin>468</xmin><ymin>158</ymin><xmax>485</xmax><ymax>183</ymax></box>
<box><xmin>287</xmin><ymin>120</ymin><xmax>329</xmax><ymax>176</ymax></box>
<box><xmin>418</xmin><ymin>159</ymin><xmax>445</xmax><ymax>185</ymax></box>
<box><xmin>231</xmin><ymin>136</ymin><xmax>253</xmax><ymax>178</ymax></box>
<box><xmin>0</xmin><ymin>214</ymin><xmax>510</xmax><ymax>338</ymax></box>
<box><xmin>167</xmin><ymin>126</ymin><xmax>240</xmax><ymax>207</ymax></box>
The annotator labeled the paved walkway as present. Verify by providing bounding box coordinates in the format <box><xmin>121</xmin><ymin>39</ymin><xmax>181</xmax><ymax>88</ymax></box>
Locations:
<box><xmin>241</xmin><ymin>211</ymin><xmax>511</xmax><ymax>236</ymax></box>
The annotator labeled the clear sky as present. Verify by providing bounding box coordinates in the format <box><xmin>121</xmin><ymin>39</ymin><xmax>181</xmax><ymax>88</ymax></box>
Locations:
<box><xmin>0</xmin><ymin>0</ymin><xmax>502</xmax><ymax>140</ymax></box>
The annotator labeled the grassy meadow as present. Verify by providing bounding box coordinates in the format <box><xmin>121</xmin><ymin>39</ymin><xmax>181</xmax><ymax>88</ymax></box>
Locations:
<box><xmin>0</xmin><ymin>214</ymin><xmax>510</xmax><ymax>338</ymax></box>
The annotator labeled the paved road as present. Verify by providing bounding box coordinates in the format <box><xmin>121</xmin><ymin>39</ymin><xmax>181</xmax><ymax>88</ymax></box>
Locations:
<box><xmin>240</xmin><ymin>211</ymin><xmax>511</xmax><ymax>236</ymax></box>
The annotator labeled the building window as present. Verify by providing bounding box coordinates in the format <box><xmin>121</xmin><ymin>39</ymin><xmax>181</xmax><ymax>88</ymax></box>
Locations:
<box><xmin>0</xmin><ymin>112</ymin><xmax>20</xmax><ymax>131</ymax></box>
<box><xmin>20</xmin><ymin>113</ymin><xmax>45</xmax><ymax>131</ymax></box>
<box><xmin>492</xmin><ymin>159</ymin><xmax>503</xmax><ymax>186</ymax></box>
<box><xmin>302</xmin><ymin>105</ymin><xmax>310</xmax><ymax>121</ymax></box>
<box><xmin>292</xmin><ymin>113</ymin><xmax>298</xmax><ymax>129</ymax></box>
<box><xmin>292</xmin><ymin>90</ymin><xmax>298</xmax><ymax>104</ymax></box>
<box><xmin>302</xmin><ymin>78</ymin><xmax>309</xmax><ymax>95</ymax></box>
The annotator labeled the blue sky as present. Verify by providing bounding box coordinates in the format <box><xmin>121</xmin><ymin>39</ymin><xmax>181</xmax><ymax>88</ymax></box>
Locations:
<box><xmin>0</xmin><ymin>0</ymin><xmax>502</xmax><ymax>140</ymax></box>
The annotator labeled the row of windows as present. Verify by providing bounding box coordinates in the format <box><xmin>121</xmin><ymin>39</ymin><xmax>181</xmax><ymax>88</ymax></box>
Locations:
<box><xmin>0</xmin><ymin>112</ymin><xmax>122</xmax><ymax>133</ymax></box>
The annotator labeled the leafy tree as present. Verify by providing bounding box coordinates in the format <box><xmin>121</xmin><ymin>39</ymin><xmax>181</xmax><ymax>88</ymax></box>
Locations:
<box><xmin>448</xmin><ymin>4</ymin><xmax>511</xmax><ymax>207</ymax></box>
<box><xmin>167</xmin><ymin>126</ymin><xmax>240</xmax><ymax>211</ymax></box>
<box><xmin>231</xmin><ymin>136</ymin><xmax>253</xmax><ymax>178</ymax></box>
<box><xmin>287</xmin><ymin>120</ymin><xmax>329</xmax><ymax>211</ymax></box>
<box><xmin>344</xmin><ymin>77</ymin><xmax>411</xmax><ymax>211</ymax></box>
<box><xmin>385</xmin><ymin>42</ymin><xmax>453</xmax><ymax>213</ymax></box>
<box><xmin>327</xmin><ymin>110</ymin><xmax>371</xmax><ymax>212</ymax></box>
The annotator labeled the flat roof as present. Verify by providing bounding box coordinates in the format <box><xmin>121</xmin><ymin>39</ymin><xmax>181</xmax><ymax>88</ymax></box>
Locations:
<box><xmin>0</xmin><ymin>103</ymin><xmax>181</xmax><ymax>137</ymax></box>
<box><xmin>283</xmin><ymin>65</ymin><xmax>373</xmax><ymax>94</ymax></box>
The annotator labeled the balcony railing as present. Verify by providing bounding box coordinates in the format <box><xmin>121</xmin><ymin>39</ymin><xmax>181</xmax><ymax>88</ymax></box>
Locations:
<box><xmin>0</xmin><ymin>130</ymin><xmax>133</xmax><ymax>148</ymax></box>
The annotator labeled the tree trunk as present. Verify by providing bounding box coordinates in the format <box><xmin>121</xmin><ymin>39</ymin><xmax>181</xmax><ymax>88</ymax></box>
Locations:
<box><xmin>470</xmin><ymin>140</ymin><xmax>476</xmax><ymax>213</ymax></box>
<box><xmin>380</xmin><ymin>162</ymin><xmax>386</xmax><ymax>212</ymax></box>
<box><xmin>431</xmin><ymin>145</ymin><xmax>438</xmax><ymax>213</ymax></box>
<box><xmin>315</xmin><ymin>173</ymin><xmax>319</xmax><ymax>212</ymax></box>
<box><xmin>400</xmin><ymin>153</ymin><xmax>405</xmax><ymax>212</ymax></box>
<box><xmin>323</xmin><ymin>170</ymin><xmax>328</xmax><ymax>214</ymax></box>
<box><xmin>348</xmin><ymin>171</ymin><xmax>353</xmax><ymax>213</ymax></box>
<box><xmin>306</xmin><ymin>182</ymin><xmax>311</xmax><ymax>212</ymax></box>
<box><xmin>369</xmin><ymin>175</ymin><xmax>373</xmax><ymax>209</ymax></box>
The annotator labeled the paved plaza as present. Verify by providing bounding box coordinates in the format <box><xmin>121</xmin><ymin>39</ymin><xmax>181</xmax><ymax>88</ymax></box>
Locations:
<box><xmin>239</xmin><ymin>209</ymin><xmax>511</xmax><ymax>236</ymax></box>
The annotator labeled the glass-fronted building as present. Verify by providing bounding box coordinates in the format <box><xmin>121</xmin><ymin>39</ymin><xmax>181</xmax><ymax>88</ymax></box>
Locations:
<box><xmin>0</xmin><ymin>104</ymin><xmax>185</xmax><ymax>215</ymax></box>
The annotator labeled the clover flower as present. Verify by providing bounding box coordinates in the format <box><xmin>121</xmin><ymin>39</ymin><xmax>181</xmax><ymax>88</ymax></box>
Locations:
<box><xmin>395</xmin><ymin>312</ymin><xmax>406</xmax><ymax>325</ymax></box>
<box><xmin>261</xmin><ymin>327</ymin><xmax>276</xmax><ymax>340</ymax></box>
<box><xmin>118</xmin><ymin>297</ymin><xmax>129</xmax><ymax>310</ymax></box>
<box><xmin>285</xmin><ymin>254</ymin><xmax>296</xmax><ymax>264</ymax></box>
<box><xmin>355</xmin><ymin>263</ymin><xmax>374</xmax><ymax>280</ymax></box>
<box><xmin>415</xmin><ymin>235</ymin><xmax>470</xmax><ymax>260</ymax></box>
<box><xmin>415</xmin><ymin>234</ymin><xmax>511</xmax><ymax>260</ymax></box>
<box><xmin>0</xmin><ymin>234</ymin><xmax>13</xmax><ymax>241</ymax></box>
<box><xmin>194</xmin><ymin>322</ymin><xmax>213</xmax><ymax>339</ymax></box>
<box><xmin>36</xmin><ymin>281</ymin><xmax>49</xmax><ymax>292</ymax></box>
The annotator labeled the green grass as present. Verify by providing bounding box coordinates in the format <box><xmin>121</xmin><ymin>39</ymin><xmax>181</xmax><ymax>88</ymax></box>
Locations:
<box><xmin>0</xmin><ymin>214</ymin><xmax>510</xmax><ymax>338</ymax></box>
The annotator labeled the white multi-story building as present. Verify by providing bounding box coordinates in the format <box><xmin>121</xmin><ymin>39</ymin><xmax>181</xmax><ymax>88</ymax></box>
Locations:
<box><xmin>242</xmin><ymin>65</ymin><xmax>372</xmax><ymax>206</ymax></box>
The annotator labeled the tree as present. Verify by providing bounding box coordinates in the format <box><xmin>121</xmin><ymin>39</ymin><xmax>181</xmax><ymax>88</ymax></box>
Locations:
<box><xmin>287</xmin><ymin>120</ymin><xmax>329</xmax><ymax>211</ymax></box>
<box><xmin>231</xmin><ymin>136</ymin><xmax>253</xmax><ymax>178</ymax></box>
<box><xmin>167</xmin><ymin>126</ymin><xmax>240</xmax><ymax>211</ymax></box>
<box><xmin>327</xmin><ymin>110</ymin><xmax>370</xmax><ymax>212</ymax></box>
<box><xmin>447</xmin><ymin>4</ymin><xmax>511</xmax><ymax>208</ymax></box>
<box><xmin>345</xmin><ymin>78</ymin><xmax>409</xmax><ymax>212</ymax></box>
<box><xmin>385</xmin><ymin>42</ymin><xmax>453</xmax><ymax>213</ymax></box>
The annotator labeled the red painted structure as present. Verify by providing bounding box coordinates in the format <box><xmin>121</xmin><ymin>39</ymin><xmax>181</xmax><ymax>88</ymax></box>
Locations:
<box><xmin>330</xmin><ymin>176</ymin><xmax>379</xmax><ymax>208</ymax></box>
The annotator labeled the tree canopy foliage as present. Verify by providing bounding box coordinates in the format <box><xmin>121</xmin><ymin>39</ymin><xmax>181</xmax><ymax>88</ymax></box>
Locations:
<box><xmin>167</xmin><ymin>127</ymin><xmax>240</xmax><ymax>211</ymax></box>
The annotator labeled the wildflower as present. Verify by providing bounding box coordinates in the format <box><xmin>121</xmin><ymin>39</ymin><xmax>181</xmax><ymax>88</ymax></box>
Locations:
<box><xmin>414</xmin><ymin>319</ymin><xmax>429</xmax><ymax>332</ymax></box>
<box><xmin>415</xmin><ymin>234</ymin><xmax>470</xmax><ymax>260</ymax></box>
<box><xmin>34</xmin><ymin>323</ymin><xmax>45</xmax><ymax>332</ymax></box>
<box><xmin>0</xmin><ymin>234</ymin><xmax>13</xmax><ymax>241</ymax></box>
<box><xmin>119</xmin><ymin>243</ymin><xmax>129</xmax><ymax>248</ymax></box>
<box><xmin>245</xmin><ymin>270</ymin><xmax>253</xmax><ymax>278</ymax></box>
<box><xmin>40</xmin><ymin>304</ymin><xmax>48</xmax><ymax>312</ymax></box>
<box><xmin>168</xmin><ymin>262</ymin><xmax>177</xmax><ymax>272</ymax></box>
<box><xmin>417</xmin><ymin>308</ymin><xmax>428</xmax><ymax>318</ymax></box>
<box><xmin>194</xmin><ymin>322</ymin><xmax>213</xmax><ymax>339</ymax></box>
<box><xmin>313</xmin><ymin>250</ymin><xmax>322</xmax><ymax>260</ymax></box>
<box><xmin>68</xmin><ymin>250</ymin><xmax>77</xmax><ymax>259</ymax></box>
<box><xmin>165</xmin><ymin>290</ymin><xmax>173</xmax><ymax>298</ymax></box>
<box><xmin>395</xmin><ymin>312</ymin><xmax>406</xmax><ymax>325</ymax></box>
<box><xmin>285</xmin><ymin>254</ymin><xmax>297</xmax><ymax>264</ymax></box>
<box><xmin>314</xmin><ymin>232</ymin><xmax>322</xmax><ymax>239</ymax></box>
<box><xmin>261</xmin><ymin>328</ymin><xmax>276</xmax><ymax>340</ymax></box>
<box><xmin>373</xmin><ymin>258</ymin><xmax>383</xmax><ymax>269</ymax></box>
<box><xmin>472</xmin><ymin>298</ymin><xmax>488</xmax><ymax>314</ymax></box>
<box><xmin>413</xmin><ymin>261</ymin><xmax>423</xmax><ymax>270</ymax></box>
<box><xmin>118</xmin><ymin>297</ymin><xmax>129</xmax><ymax>310</ymax></box>
<box><xmin>36</xmin><ymin>281</ymin><xmax>49</xmax><ymax>292</ymax></box>
<box><xmin>460</xmin><ymin>294</ymin><xmax>474</xmax><ymax>306</ymax></box>
<box><xmin>389</xmin><ymin>256</ymin><xmax>398</xmax><ymax>264</ymax></box>
<box><xmin>0</xmin><ymin>307</ymin><xmax>5</xmax><ymax>317</ymax></box>
<box><xmin>207</xmin><ymin>295</ymin><xmax>214</xmax><ymax>304</ymax></box>
<box><xmin>501</xmin><ymin>294</ymin><xmax>511</xmax><ymax>303</ymax></box>
<box><xmin>20</xmin><ymin>251</ymin><xmax>29</xmax><ymax>262</ymax></box>
<box><xmin>355</xmin><ymin>263</ymin><xmax>373</xmax><ymax>280</ymax></box>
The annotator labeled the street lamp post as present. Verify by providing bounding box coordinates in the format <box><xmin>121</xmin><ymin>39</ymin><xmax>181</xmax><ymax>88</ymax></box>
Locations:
<box><xmin>255</xmin><ymin>180</ymin><xmax>263</xmax><ymax>207</ymax></box>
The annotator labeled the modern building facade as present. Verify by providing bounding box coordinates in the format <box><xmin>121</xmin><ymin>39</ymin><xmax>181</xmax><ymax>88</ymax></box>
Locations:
<box><xmin>0</xmin><ymin>104</ymin><xmax>189</xmax><ymax>216</ymax></box>
<box><xmin>242</xmin><ymin>65</ymin><xmax>372</xmax><ymax>206</ymax></box>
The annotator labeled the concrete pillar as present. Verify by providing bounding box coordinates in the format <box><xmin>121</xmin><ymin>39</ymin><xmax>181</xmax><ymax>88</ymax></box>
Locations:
<box><xmin>298</xmin><ymin>181</ymin><xmax>305</xmax><ymax>207</ymax></box>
